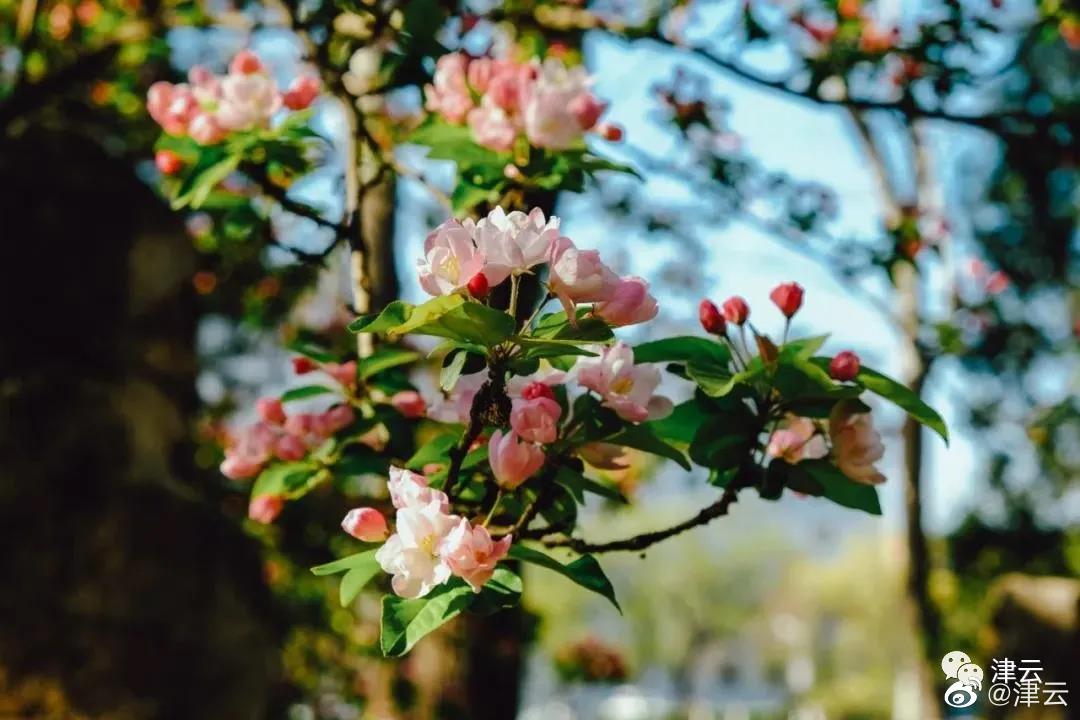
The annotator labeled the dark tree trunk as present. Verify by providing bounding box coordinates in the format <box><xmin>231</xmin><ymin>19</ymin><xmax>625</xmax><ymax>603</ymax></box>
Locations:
<box><xmin>0</xmin><ymin>130</ymin><xmax>280</xmax><ymax>719</ymax></box>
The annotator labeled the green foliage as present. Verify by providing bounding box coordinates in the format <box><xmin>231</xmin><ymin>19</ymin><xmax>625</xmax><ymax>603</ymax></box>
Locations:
<box><xmin>380</xmin><ymin>580</ymin><xmax>475</xmax><ymax>656</ymax></box>
<box><xmin>508</xmin><ymin>544</ymin><xmax>621</xmax><ymax>612</ymax></box>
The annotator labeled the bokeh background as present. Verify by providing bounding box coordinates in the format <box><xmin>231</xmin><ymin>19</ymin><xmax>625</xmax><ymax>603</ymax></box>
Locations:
<box><xmin>0</xmin><ymin>0</ymin><xmax>1077</xmax><ymax>719</ymax></box>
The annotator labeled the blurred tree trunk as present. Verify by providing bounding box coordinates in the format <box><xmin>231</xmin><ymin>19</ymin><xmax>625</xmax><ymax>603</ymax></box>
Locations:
<box><xmin>0</xmin><ymin>130</ymin><xmax>280</xmax><ymax>719</ymax></box>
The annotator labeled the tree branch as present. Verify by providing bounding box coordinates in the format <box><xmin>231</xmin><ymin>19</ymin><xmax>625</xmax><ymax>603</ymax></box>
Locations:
<box><xmin>630</xmin><ymin>35</ymin><xmax>1070</xmax><ymax>136</ymax></box>
<box><xmin>540</xmin><ymin>483</ymin><xmax>742</xmax><ymax>554</ymax></box>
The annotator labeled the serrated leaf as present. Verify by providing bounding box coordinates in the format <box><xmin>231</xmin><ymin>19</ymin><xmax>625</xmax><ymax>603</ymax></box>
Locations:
<box><xmin>508</xmin><ymin>544</ymin><xmax>621</xmax><ymax>611</ymax></box>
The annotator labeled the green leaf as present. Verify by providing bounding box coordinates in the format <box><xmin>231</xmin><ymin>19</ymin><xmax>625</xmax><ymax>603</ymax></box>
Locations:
<box><xmin>827</xmin><ymin>362</ymin><xmax>948</xmax><ymax>443</ymax></box>
<box><xmin>605</xmin><ymin>423</ymin><xmax>691</xmax><ymax>470</ymax></box>
<box><xmin>686</xmin><ymin>358</ymin><xmax>741</xmax><ymax>397</ymax></box>
<box><xmin>380</xmin><ymin>580</ymin><xmax>476</xmax><ymax>656</ymax></box>
<box><xmin>798</xmin><ymin>459</ymin><xmax>882</xmax><ymax>515</ymax></box>
<box><xmin>780</xmin><ymin>334</ymin><xmax>829</xmax><ymax>360</ymax></box>
<box><xmin>470</xmin><ymin>567</ymin><xmax>523</xmax><ymax>615</ymax></box>
<box><xmin>647</xmin><ymin>397</ymin><xmax>712</xmax><ymax>444</ymax></box>
<box><xmin>172</xmin><ymin>152</ymin><xmax>241</xmax><ymax>210</ymax></box>
<box><xmin>554</xmin><ymin>466</ymin><xmax>627</xmax><ymax>504</ymax></box>
<box><xmin>389</xmin><ymin>295</ymin><xmax>466</xmax><ymax>338</ymax></box>
<box><xmin>358</xmin><ymin>347</ymin><xmax>421</xmax><ymax>379</ymax></box>
<box><xmin>633</xmin><ymin>336</ymin><xmax>730</xmax><ymax>365</ymax></box>
<box><xmin>350</xmin><ymin>300</ymin><xmax>414</xmax><ymax>334</ymax></box>
<box><xmin>428</xmin><ymin>302</ymin><xmax>515</xmax><ymax>347</ymax></box>
<box><xmin>280</xmin><ymin>384</ymin><xmax>336</xmax><ymax>402</ymax></box>
<box><xmin>251</xmin><ymin>461</ymin><xmax>318</xmax><ymax>498</ymax></box>
<box><xmin>340</xmin><ymin>554</ymin><xmax>383</xmax><ymax>606</ymax></box>
<box><xmin>514</xmin><ymin>336</ymin><xmax>599</xmax><ymax>360</ymax></box>
<box><xmin>451</xmin><ymin>180</ymin><xmax>499</xmax><ymax>213</ymax></box>
<box><xmin>287</xmin><ymin>340</ymin><xmax>336</xmax><ymax>363</ymax></box>
<box><xmin>508</xmin><ymin>545</ymin><xmax>621</xmax><ymax>611</ymax></box>
<box><xmin>440</xmin><ymin>350</ymin><xmax>468</xmax><ymax>392</ymax></box>
<box><xmin>687</xmin><ymin>400</ymin><xmax>756</xmax><ymax>471</ymax></box>
<box><xmin>311</xmin><ymin>549</ymin><xmax>379</xmax><ymax>576</ymax></box>
<box><xmin>405</xmin><ymin>433</ymin><xmax>458</xmax><ymax>470</ymax></box>
<box><xmin>532</xmin><ymin>312</ymin><xmax>613</xmax><ymax>342</ymax></box>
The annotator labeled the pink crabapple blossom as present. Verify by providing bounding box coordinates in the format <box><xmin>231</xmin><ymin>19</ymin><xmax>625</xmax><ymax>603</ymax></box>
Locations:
<box><xmin>573</xmin><ymin>342</ymin><xmax>673</xmax><ymax>423</ymax></box>
<box><xmin>390</xmin><ymin>390</ymin><xmax>427</xmax><ymax>419</ymax></box>
<box><xmin>829</xmin><ymin>405</ymin><xmax>886</xmax><ymax>485</ymax></box>
<box><xmin>547</xmin><ymin>236</ymin><xmax>620</xmax><ymax>319</ymax></box>
<box><xmin>417</xmin><ymin>219</ymin><xmax>488</xmax><ymax>296</ymax></box>
<box><xmin>375</xmin><ymin>499</ymin><xmax>457</xmax><ymax>598</ymax></box>
<box><xmin>510</xmin><ymin>395</ymin><xmax>562</xmax><ymax>444</ymax></box>
<box><xmin>488</xmin><ymin>430</ymin><xmax>546</xmax><ymax>489</ymax></box>
<box><xmin>440</xmin><ymin>519</ymin><xmax>512</xmax><ymax>592</ymax></box>
<box><xmin>388</xmin><ymin>466</ymin><xmax>449</xmax><ymax>512</ymax></box>
<box><xmin>766</xmin><ymin>416</ymin><xmax>827</xmax><ymax>464</ymax></box>
<box><xmin>593</xmin><ymin>276</ymin><xmax>659</xmax><ymax>327</ymax></box>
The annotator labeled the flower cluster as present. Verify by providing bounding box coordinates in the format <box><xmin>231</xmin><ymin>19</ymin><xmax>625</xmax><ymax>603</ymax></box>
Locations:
<box><xmin>221</xmin><ymin>399</ymin><xmax>355</xmax><ymax>482</ymax></box>
<box><xmin>425</xmin><ymin>53</ymin><xmax>619</xmax><ymax>152</ymax></box>
<box><xmin>147</xmin><ymin>50</ymin><xmax>320</xmax><ymax>146</ymax></box>
<box><xmin>345</xmin><ymin>467</ymin><xmax>512</xmax><ymax>598</ymax></box>
<box><xmin>700</xmin><ymin>285</ymin><xmax>886</xmax><ymax>486</ymax></box>
<box><xmin>418</xmin><ymin>207</ymin><xmax>658</xmax><ymax>327</ymax></box>
<box><xmin>220</xmin><ymin>356</ymin><xmax>359</xmax><ymax>483</ymax></box>
<box><xmin>426</xmin><ymin>345</ymin><xmax>670</xmax><ymax>491</ymax></box>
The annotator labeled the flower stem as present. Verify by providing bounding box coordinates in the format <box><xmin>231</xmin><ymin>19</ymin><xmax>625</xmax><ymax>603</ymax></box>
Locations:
<box><xmin>508</xmin><ymin>274</ymin><xmax>521</xmax><ymax>318</ymax></box>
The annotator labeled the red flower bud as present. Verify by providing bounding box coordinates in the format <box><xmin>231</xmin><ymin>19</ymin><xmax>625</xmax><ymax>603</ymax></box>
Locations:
<box><xmin>598</xmin><ymin>123</ymin><xmax>623</xmax><ymax>142</ymax></box>
<box><xmin>769</xmin><ymin>282</ymin><xmax>804</xmax><ymax>318</ymax></box>
<box><xmin>229</xmin><ymin>49</ymin><xmax>263</xmax><ymax>75</ymax></box>
<box><xmin>522</xmin><ymin>381</ymin><xmax>556</xmax><ymax>402</ymax></box>
<box><xmin>699</xmin><ymin>299</ymin><xmax>726</xmax><ymax>335</ymax></box>
<box><xmin>467</xmin><ymin>272</ymin><xmax>490</xmax><ymax>298</ymax></box>
<box><xmin>829</xmin><ymin>351</ymin><xmax>861</xmax><ymax>381</ymax></box>
<box><xmin>291</xmin><ymin>357</ymin><xmax>317</xmax><ymax>374</ymax></box>
<box><xmin>155</xmin><ymin>150</ymin><xmax>183</xmax><ymax>176</ymax></box>
<box><xmin>721</xmin><ymin>296</ymin><xmax>750</xmax><ymax>325</ymax></box>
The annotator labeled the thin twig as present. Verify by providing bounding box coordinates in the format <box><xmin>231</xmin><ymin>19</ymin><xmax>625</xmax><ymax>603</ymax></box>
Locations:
<box><xmin>540</xmin><ymin>483</ymin><xmax>742</xmax><ymax>554</ymax></box>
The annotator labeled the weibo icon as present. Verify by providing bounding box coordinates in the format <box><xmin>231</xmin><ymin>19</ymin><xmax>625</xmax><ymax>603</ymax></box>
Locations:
<box><xmin>942</xmin><ymin>650</ymin><xmax>984</xmax><ymax>709</ymax></box>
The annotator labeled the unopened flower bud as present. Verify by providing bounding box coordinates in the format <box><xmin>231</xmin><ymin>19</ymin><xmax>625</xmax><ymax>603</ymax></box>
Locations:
<box><xmin>467</xmin><ymin>272</ymin><xmax>490</xmax><ymax>298</ymax></box>
<box><xmin>341</xmin><ymin>507</ymin><xmax>389</xmax><ymax>542</ymax></box>
<box><xmin>769</xmin><ymin>282</ymin><xmax>804</xmax><ymax>318</ymax></box>
<box><xmin>291</xmin><ymin>357</ymin><xmax>317</xmax><ymax>374</ymax></box>
<box><xmin>829</xmin><ymin>351</ymin><xmax>861</xmax><ymax>381</ymax></box>
<box><xmin>155</xmin><ymin>150</ymin><xmax>183</xmax><ymax>176</ymax></box>
<box><xmin>721</xmin><ymin>296</ymin><xmax>750</xmax><ymax>325</ymax></box>
<box><xmin>699</xmin><ymin>299</ymin><xmax>726</xmax><ymax>335</ymax></box>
